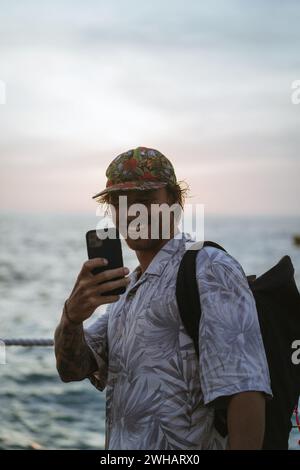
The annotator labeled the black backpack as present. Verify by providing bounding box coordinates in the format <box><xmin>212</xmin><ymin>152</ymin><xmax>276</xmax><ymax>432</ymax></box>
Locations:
<box><xmin>175</xmin><ymin>240</ymin><xmax>300</xmax><ymax>449</ymax></box>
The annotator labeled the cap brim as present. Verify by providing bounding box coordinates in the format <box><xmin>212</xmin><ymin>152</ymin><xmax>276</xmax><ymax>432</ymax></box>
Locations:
<box><xmin>92</xmin><ymin>181</ymin><xmax>168</xmax><ymax>199</ymax></box>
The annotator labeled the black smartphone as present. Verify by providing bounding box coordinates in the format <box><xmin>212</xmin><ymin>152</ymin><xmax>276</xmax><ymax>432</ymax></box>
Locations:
<box><xmin>86</xmin><ymin>228</ymin><xmax>126</xmax><ymax>296</ymax></box>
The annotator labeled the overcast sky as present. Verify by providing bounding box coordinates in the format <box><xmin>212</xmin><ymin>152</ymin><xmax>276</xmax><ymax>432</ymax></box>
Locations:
<box><xmin>0</xmin><ymin>0</ymin><xmax>299</xmax><ymax>215</ymax></box>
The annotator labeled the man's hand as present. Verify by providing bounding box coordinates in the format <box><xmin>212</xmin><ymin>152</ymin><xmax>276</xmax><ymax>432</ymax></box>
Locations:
<box><xmin>227</xmin><ymin>391</ymin><xmax>266</xmax><ymax>450</ymax></box>
<box><xmin>54</xmin><ymin>258</ymin><xmax>130</xmax><ymax>382</ymax></box>
<box><xmin>65</xmin><ymin>258</ymin><xmax>130</xmax><ymax>324</ymax></box>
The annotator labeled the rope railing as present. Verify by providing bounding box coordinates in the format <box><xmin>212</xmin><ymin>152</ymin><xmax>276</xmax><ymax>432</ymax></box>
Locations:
<box><xmin>0</xmin><ymin>338</ymin><xmax>54</xmax><ymax>346</ymax></box>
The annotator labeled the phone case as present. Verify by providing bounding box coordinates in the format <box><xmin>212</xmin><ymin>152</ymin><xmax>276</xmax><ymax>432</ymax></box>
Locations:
<box><xmin>86</xmin><ymin>228</ymin><xmax>126</xmax><ymax>296</ymax></box>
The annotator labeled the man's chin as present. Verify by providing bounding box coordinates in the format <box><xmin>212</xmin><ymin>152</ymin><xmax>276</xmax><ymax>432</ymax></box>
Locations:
<box><xmin>125</xmin><ymin>236</ymin><xmax>162</xmax><ymax>251</ymax></box>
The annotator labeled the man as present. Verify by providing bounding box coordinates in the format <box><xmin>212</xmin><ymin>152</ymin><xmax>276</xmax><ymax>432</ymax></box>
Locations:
<box><xmin>54</xmin><ymin>146</ymin><xmax>272</xmax><ymax>450</ymax></box>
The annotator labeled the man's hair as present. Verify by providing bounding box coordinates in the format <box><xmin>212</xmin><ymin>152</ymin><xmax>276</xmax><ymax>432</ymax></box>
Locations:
<box><xmin>165</xmin><ymin>181</ymin><xmax>189</xmax><ymax>209</ymax></box>
<box><xmin>95</xmin><ymin>180</ymin><xmax>189</xmax><ymax>210</ymax></box>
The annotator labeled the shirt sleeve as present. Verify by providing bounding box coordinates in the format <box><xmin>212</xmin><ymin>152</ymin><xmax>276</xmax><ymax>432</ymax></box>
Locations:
<box><xmin>83</xmin><ymin>305</ymin><xmax>111</xmax><ymax>392</ymax></box>
<box><xmin>196</xmin><ymin>246</ymin><xmax>273</xmax><ymax>406</ymax></box>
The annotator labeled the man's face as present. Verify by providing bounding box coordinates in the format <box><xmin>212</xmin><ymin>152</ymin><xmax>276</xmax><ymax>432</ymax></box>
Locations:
<box><xmin>108</xmin><ymin>187</ymin><xmax>178</xmax><ymax>251</ymax></box>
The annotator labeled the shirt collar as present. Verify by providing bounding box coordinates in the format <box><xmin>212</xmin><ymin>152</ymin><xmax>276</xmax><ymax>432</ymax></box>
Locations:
<box><xmin>130</xmin><ymin>231</ymin><xmax>196</xmax><ymax>282</ymax></box>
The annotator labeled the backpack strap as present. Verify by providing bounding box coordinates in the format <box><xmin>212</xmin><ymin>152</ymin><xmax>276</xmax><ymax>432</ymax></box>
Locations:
<box><xmin>175</xmin><ymin>240</ymin><xmax>227</xmax><ymax>357</ymax></box>
<box><xmin>175</xmin><ymin>240</ymin><xmax>228</xmax><ymax>437</ymax></box>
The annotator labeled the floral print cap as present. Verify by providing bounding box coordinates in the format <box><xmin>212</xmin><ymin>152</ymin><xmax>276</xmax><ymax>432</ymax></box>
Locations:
<box><xmin>92</xmin><ymin>146</ymin><xmax>177</xmax><ymax>199</ymax></box>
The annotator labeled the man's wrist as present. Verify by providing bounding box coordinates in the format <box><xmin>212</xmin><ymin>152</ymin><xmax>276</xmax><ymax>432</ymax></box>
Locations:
<box><xmin>63</xmin><ymin>300</ymin><xmax>82</xmax><ymax>327</ymax></box>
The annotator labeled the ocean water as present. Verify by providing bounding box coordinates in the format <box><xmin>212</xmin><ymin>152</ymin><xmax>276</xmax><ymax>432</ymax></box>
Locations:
<box><xmin>0</xmin><ymin>212</ymin><xmax>299</xmax><ymax>450</ymax></box>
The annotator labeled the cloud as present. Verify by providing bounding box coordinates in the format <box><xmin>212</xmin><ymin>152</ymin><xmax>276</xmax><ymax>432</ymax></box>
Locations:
<box><xmin>0</xmin><ymin>0</ymin><xmax>299</xmax><ymax>213</ymax></box>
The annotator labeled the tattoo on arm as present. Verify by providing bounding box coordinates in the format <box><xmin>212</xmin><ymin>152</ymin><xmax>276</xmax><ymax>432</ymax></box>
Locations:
<box><xmin>54</xmin><ymin>309</ymin><xmax>97</xmax><ymax>382</ymax></box>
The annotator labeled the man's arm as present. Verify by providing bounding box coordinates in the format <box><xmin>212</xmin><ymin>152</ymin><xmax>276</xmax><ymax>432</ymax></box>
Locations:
<box><xmin>54</xmin><ymin>307</ymin><xmax>97</xmax><ymax>382</ymax></box>
<box><xmin>54</xmin><ymin>258</ymin><xmax>130</xmax><ymax>383</ymax></box>
<box><xmin>195</xmin><ymin>248</ymin><xmax>273</xmax><ymax>449</ymax></box>
<box><xmin>227</xmin><ymin>391</ymin><xmax>266</xmax><ymax>450</ymax></box>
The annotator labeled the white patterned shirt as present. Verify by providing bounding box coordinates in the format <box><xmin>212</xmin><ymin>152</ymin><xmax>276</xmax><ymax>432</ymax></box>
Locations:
<box><xmin>84</xmin><ymin>232</ymin><xmax>272</xmax><ymax>450</ymax></box>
